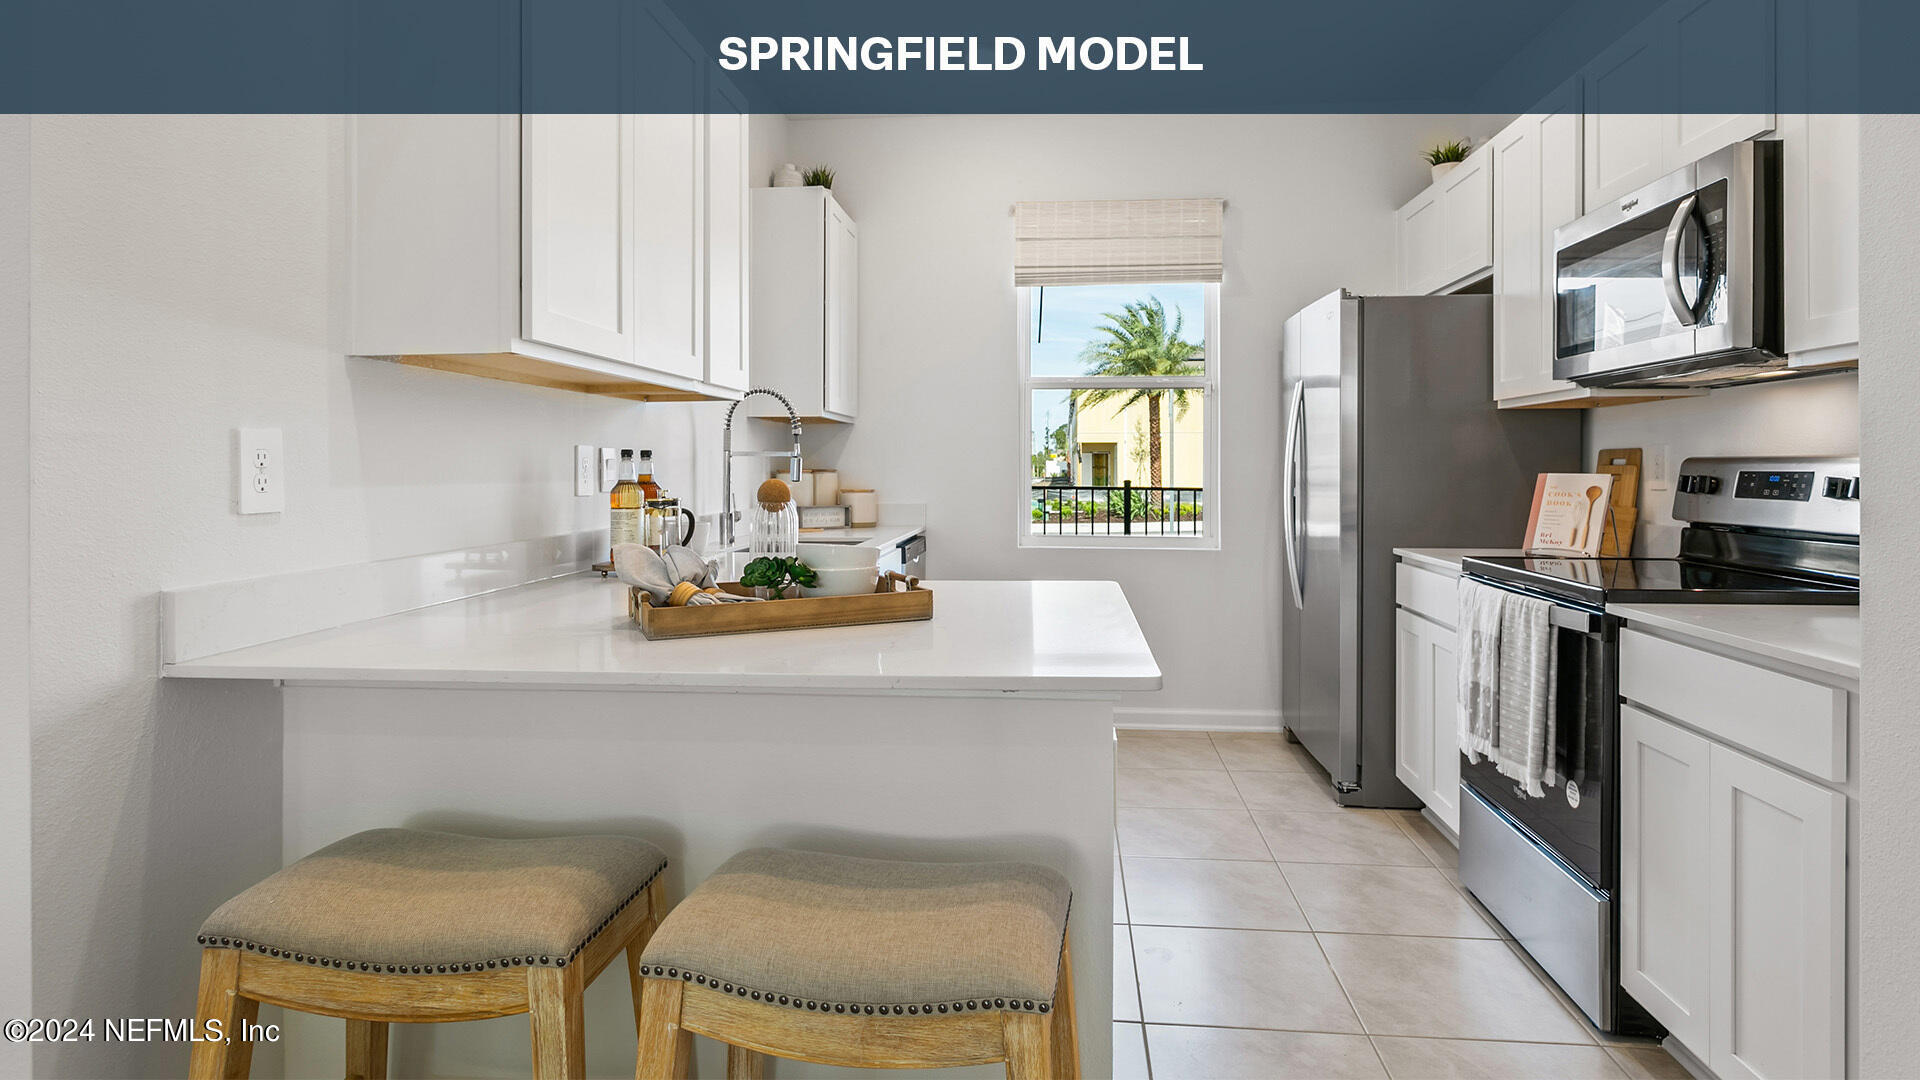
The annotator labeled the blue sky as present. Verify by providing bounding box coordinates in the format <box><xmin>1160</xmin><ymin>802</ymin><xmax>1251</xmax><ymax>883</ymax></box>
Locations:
<box><xmin>1030</xmin><ymin>283</ymin><xmax>1204</xmax><ymax>463</ymax></box>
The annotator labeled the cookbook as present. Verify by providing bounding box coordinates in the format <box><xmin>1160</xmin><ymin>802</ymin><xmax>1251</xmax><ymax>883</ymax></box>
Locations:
<box><xmin>1523</xmin><ymin>473</ymin><xmax>1616</xmax><ymax>557</ymax></box>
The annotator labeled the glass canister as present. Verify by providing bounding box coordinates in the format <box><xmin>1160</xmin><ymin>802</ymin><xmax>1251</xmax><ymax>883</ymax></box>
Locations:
<box><xmin>747</xmin><ymin>477</ymin><xmax>798</xmax><ymax>558</ymax></box>
<box><xmin>644</xmin><ymin>496</ymin><xmax>696</xmax><ymax>552</ymax></box>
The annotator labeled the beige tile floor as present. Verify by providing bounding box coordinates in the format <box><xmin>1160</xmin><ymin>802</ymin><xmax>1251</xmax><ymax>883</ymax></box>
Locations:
<box><xmin>1112</xmin><ymin>730</ymin><xmax>1691</xmax><ymax>1080</ymax></box>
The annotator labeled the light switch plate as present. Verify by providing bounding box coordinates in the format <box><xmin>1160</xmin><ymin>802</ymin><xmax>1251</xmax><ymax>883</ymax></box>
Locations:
<box><xmin>236</xmin><ymin>427</ymin><xmax>284</xmax><ymax>514</ymax></box>
<box><xmin>574</xmin><ymin>445</ymin><xmax>596</xmax><ymax>497</ymax></box>
<box><xmin>600</xmin><ymin>448</ymin><xmax>620</xmax><ymax>493</ymax></box>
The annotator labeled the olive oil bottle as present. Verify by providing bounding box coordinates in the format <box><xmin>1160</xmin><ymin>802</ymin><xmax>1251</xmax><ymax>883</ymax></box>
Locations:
<box><xmin>610</xmin><ymin>449</ymin><xmax>643</xmax><ymax>560</ymax></box>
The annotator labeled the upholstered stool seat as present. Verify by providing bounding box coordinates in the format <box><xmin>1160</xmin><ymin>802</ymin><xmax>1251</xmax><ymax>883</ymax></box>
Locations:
<box><xmin>188</xmin><ymin>828</ymin><xmax>671</xmax><ymax>1080</ymax></box>
<box><xmin>199</xmin><ymin>828</ymin><xmax>666</xmax><ymax>975</ymax></box>
<box><xmin>633</xmin><ymin>848</ymin><xmax>1080</xmax><ymax>1078</ymax></box>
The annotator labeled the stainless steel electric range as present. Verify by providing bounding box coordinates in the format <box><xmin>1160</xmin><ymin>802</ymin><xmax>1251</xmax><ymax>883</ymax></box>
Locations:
<box><xmin>1457</xmin><ymin>455</ymin><xmax>1859</xmax><ymax>1036</ymax></box>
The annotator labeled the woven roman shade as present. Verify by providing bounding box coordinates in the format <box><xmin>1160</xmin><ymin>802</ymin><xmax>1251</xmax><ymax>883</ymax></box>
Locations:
<box><xmin>1012</xmin><ymin>198</ymin><xmax>1224</xmax><ymax>286</ymax></box>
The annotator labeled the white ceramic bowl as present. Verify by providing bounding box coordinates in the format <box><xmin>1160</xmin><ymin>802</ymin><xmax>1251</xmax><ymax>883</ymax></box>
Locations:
<box><xmin>798</xmin><ymin>543</ymin><xmax>880</xmax><ymax>596</ymax></box>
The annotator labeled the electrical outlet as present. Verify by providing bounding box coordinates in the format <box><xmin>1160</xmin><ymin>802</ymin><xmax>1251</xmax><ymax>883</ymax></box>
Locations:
<box><xmin>574</xmin><ymin>445</ymin><xmax>596</xmax><ymax>497</ymax></box>
<box><xmin>1647</xmin><ymin>445</ymin><xmax>1670</xmax><ymax>491</ymax></box>
<box><xmin>236</xmin><ymin>428</ymin><xmax>284</xmax><ymax>514</ymax></box>
<box><xmin>600</xmin><ymin>448</ymin><xmax>620</xmax><ymax>493</ymax></box>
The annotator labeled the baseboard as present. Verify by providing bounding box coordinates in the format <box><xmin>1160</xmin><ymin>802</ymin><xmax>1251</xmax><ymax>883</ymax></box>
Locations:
<box><xmin>1113</xmin><ymin>707</ymin><xmax>1282</xmax><ymax>733</ymax></box>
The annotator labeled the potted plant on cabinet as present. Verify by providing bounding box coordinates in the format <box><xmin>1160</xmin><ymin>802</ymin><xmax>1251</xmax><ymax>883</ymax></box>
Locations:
<box><xmin>1422</xmin><ymin>140</ymin><xmax>1470</xmax><ymax>183</ymax></box>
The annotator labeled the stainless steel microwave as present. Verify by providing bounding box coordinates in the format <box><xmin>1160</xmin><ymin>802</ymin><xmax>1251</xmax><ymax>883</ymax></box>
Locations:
<box><xmin>1553</xmin><ymin>140</ymin><xmax>1787</xmax><ymax>388</ymax></box>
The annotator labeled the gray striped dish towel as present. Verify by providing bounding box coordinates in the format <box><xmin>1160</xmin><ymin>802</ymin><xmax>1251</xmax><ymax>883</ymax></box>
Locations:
<box><xmin>1456</xmin><ymin>577</ymin><xmax>1560</xmax><ymax>798</ymax></box>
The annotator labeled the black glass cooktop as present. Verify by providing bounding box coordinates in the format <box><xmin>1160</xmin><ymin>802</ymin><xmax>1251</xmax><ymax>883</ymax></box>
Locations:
<box><xmin>1462</xmin><ymin>555</ymin><xmax>1860</xmax><ymax>609</ymax></box>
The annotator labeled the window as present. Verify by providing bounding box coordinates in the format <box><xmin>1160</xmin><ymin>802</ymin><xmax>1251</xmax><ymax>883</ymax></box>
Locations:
<box><xmin>1014</xmin><ymin>198</ymin><xmax>1222</xmax><ymax>548</ymax></box>
<box><xmin>1020</xmin><ymin>283</ymin><xmax>1219</xmax><ymax>545</ymax></box>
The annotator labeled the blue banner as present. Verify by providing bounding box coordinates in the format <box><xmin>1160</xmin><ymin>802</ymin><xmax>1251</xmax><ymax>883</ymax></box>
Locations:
<box><xmin>0</xmin><ymin>0</ymin><xmax>1877</xmax><ymax>113</ymax></box>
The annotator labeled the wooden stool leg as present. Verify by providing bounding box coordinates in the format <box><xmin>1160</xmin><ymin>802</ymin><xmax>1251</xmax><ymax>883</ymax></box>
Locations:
<box><xmin>727</xmin><ymin>1044</ymin><xmax>766</xmax><ymax>1079</ymax></box>
<box><xmin>345</xmin><ymin>1019</ymin><xmax>389</xmax><ymax>1080</ymax></box>
<box><xmin>1002</xmin><ymin>1012</ymin><xmax>1054</xmax><ymax>1080</ymax></box>
<box><xmin>188</xmin><ymin>948</ymin><xmax>258</xmax><ymax>1080</ymax></box>
<box><xmin>1050</xmin><ymin>935</ymin><xmax>1081</xmax><ymax>1080</ymax></box>
<box><xmin>528</xmin><ymin>964</ymin><xmax>587</xmax><ymax>1079</ymax></box>
<box><xmin>635</xmin><ymin>978</ymin><xmax>692</xmax><ymax>1080</ymax></box>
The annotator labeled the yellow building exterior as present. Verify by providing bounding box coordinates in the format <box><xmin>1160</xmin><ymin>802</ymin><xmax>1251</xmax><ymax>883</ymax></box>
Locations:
<box><xmin>1068</xmin><ymin>390</ymin><xmax>1205</xmax><ymax>489</ymax></box>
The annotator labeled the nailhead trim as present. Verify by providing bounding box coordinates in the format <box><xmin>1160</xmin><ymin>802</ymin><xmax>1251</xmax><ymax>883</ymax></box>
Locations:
<box><xmin>635</xmin><ymin>891</ymin><xmax>1074</xmax><ymax>1016</ymax></box>
<box><xmin>196</xmin><ymin>859</ymin><xmax>666</xmax><ymax>975</ymax></box>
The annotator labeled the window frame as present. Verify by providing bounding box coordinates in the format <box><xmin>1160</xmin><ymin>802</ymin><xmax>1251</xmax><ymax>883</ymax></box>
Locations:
<box><xmin>1016</xmin><ymin>282</ymin><xmax>1222</xmax><ymax>550</ymax></box>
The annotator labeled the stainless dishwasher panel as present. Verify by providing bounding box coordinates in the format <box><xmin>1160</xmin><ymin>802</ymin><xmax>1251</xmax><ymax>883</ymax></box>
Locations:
<box><xmin>1459</xmin><ymin>786</ymin><xmax>1611</xmax><ymax>1029</ymax></box>
<box><xmin>898</xmin><ymin>534</ymin><xmax>926</xmax><ymax>578</ymax></box>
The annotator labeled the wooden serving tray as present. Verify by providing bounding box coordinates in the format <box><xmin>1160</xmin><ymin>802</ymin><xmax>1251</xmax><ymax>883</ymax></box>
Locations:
<box><xmin>629</xmin><ymin>572</ymin><xmax>932</xmax><ymax>640</ymax></box>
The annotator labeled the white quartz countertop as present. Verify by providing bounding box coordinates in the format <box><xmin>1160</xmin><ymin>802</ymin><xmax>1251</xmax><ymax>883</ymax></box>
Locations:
<box><xmin>1610</xmin><ymin>603</ymin><xmax>1860</xmax><ymax>682</ymax></box>
<box><xmin>1393</xmin><ymin>548</ymin><xmax>1529</xmax><ymax>575</ymax></box>
<box><xmin>162</xmin><ymin>575</ymin><xmax>1162</xmax><ymax>694</ymax></box>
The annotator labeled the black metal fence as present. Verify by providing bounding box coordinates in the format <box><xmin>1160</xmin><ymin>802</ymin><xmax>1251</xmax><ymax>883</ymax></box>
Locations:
<box><xmin>1030</xmin><ymin>481</ymin><xmax>1205</xmax><ymax>536</ymax></box>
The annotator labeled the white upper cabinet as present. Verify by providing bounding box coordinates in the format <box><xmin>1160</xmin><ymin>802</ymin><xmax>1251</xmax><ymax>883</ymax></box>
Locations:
<box><xmin>523</xmin><ymin>114</ymin><xmax>635</xmax><ymax>364</ymax></box>
<box><xmin>345</xmin><ymin>12</ymin><xmax>749</xmax><ymax>403</ymax></box>
<box><xmin>1396</xmin><ymin>144</ymin><xmax>1491</xmax><ymax>296</ymax></box>
<box><xmin>1583</xmin><ymin>0</ymin><xmax>1775</xmax><ymax>207</ymax></box>
<box><xmin>703</xmin><ymin>75</ymin><xmax>751</xmax><ymax>393</ymax></box>
<box><xmin>750</xmin><ymin>187</ymin><xmax>860</xmax><ymax>423</ymax></box>
<box><xmin>1776</xmin><ymin>0</ymin><xmax>1860</xmax><ymax>368</ymax></box>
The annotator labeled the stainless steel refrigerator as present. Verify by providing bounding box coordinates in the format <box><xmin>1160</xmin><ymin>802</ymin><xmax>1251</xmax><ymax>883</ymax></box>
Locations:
<box><xmin>1280</xmin><ymin>289</ymin><xmax>1581</xmax><ymax>807</ymax></box>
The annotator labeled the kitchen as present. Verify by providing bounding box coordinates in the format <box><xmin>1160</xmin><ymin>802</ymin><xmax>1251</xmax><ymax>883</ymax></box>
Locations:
<box><xmin>6</xmin><ymin>1</ymin><xmax>1919</xmax><ymax>1079</ymax></box>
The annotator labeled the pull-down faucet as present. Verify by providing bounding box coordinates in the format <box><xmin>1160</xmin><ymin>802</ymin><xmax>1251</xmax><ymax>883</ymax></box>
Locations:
<box><xmin>721</xmin><ymin>388</ymin><xmax>803</xmax><ymax>549</ymax></box>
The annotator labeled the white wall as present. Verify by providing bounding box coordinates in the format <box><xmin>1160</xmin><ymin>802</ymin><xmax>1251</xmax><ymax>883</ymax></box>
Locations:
<box><xmin>2</xmin><ymin>113</ymin><xmax>33</xmax><ymax>1080</ymax></box>
<box><xmin>781</xmin><ymin>114</ymin><xmax>1491</xmax><ymax>724</ymax></box>
<box><xmin>25</xmin><ymin>113</ymin><xmax>783</xmax><ymax>1078</ymax></box>
<box><xmin>1858</xmin><ymin>114</ymin><xmax>1920</xmax><ymax>1078</ymax></box>
<box><xmin>1583</xmin><ymin>372</ymin><xmax>1860</xmax><ymax>553</ymax></box>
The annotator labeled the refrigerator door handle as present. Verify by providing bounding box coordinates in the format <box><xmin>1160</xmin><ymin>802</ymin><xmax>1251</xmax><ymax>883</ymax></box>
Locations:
<box><xmin>1282</xmin><ymin>381</ymin><xmax>1307</xmax><ymax>609</ymax></box>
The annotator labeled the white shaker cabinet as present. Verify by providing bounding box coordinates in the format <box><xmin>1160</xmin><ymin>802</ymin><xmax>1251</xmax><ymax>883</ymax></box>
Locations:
<box><xmin>750</xmin><ymin>187</ymin><xmax>860</xmax><ymax>423</ymax></box>
<box><xmin>1392</xmin><ymin>562</ymin><xmax>1462</xmax><ymax>835</ymax></box>
<box><xmin>1619</xmin><ymin>704</ymin><xmax>1712</xmax><ymax>1052</ymax></box>
<box><xmin>1619</xmin><ymin>630</ymin><xmax>1848</xmax><ymax>1079</ymax></box>
<box><xmin>1396</xmin><ymin>147</ymin><xmax>1491</xmax><ymax>297</ymax></box>
<box><xmin>703</xmin><ymin>76</ymin><xmax>751</xmax><ymax>393</ymax></box>
<box><xmin>1707</xmin><ymin>742</ymin><xmax>1845</xmax><ymax>1080</ymax></box>
<box><xmin>348</xmin><ymin>109</ymin><xmax>748</xmax><ymax>403</ymax></box>
<box><xmin>523</xmin><ymin>115</ymin><xmax>635</xmax><ymax>364</ymax></box>
<box><xmin>1778</xmin><ymin>112</ymin><xmax>1860</xmax><ymax>369</ymax></box>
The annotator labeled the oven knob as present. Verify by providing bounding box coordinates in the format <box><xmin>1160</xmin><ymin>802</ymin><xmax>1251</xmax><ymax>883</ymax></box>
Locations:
<box><xmin>1701</xmin><ymin>475</ymin><xmax>1721</xmax><ymax>495</ymax></box>
<box><xmin>1678</xmin><ymin>475</ymin><xmax>1698</xmax><ymax>494</ymax></box>
<box><xmin>1824</xmin><ymin>476</ymin><xmax>1860</xmax><ymax>500</ymax></box>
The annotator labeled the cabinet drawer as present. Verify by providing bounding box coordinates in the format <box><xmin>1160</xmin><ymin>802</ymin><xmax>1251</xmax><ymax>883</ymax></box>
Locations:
<box><xmin>1620</xmin><ymin>630</ymin><xmax>1847</xmax><ymax>782</ymax></box>
<box><xmin>1395</xmin><ymin>563</ymin><xmax>1458</xmax><ymax>628</ymax></box>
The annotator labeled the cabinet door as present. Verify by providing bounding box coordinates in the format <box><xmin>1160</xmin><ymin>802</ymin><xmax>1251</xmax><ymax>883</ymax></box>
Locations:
<box><xmin>523</xmin><ymin>114</ymin><xmax>634</xmax><ymax>363</ymax></box>
<box><xmin>1708</xmin><ymin>743</ymin><xmax>1846</xmax><ymax>1080</ymax></box>
<box><xmin>1423</xmin><ymin>620</ymin><xmax>1461</xmax><ymax>834</ymax></box>
<box><xmin>1779</xmin><ymin>112</ymin><xmax>1860</xmax><ymax>361</ymax></box>
<box><xmin>1492</xmin><ymin>87</ymin><xmax>1582</xmax><ymax>403</ymax></box>
<box><xmin>1582</xmin><ymin>13</ymin><xmax>1674</xmax><ymax>207</ymax></box>
<box><xmin>823</xmin><ymin>201</ymin><xmax>859</xmax><ymax>419</ymax></box>
<box><xmin>1434</xmin><ymin>151</ymin><xmax>1492</xmax><ymax>289</ymax></box>
<box><xmin>1667</xmin><ymin>0</ymin><xmax>1774</xmax><ymax>165</ymax></box>
<box><xmin>1396</xmin><ymin>188</ymin><xmax>1441</xmax><ymax>295</ymax></box>
<box><xmin>1619</xmin><ymin>705</ymin><xmax>1712</xmax><ymax>1053</ymax></box>
<box><xmin>1394</xmin><ymin>610</ymin><xmax>1432</xmax><ymax>801</ymax></box>
<box><xmin>704</xmin><ymin>76</ymin><xmax>751</xmax><ymax>392</ymax></box>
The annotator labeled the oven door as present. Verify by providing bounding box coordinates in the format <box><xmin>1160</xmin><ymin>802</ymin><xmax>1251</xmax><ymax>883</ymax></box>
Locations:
<box><xmin>1553</xmin><ymin>142</ymin><xmax>1761</xmax><ymax>386</ymax></box>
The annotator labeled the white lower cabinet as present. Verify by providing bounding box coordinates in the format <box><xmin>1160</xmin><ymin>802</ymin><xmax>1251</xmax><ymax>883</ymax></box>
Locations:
<box><xmin>1619</xmin><ymin>696</ymin><xmax>1846</xmax><ymax>1078</ymax></box>
<box><xmin>1393</xmin><ymin>563</ymin><xmax>1461</xmax><ymax>835</ymax></box>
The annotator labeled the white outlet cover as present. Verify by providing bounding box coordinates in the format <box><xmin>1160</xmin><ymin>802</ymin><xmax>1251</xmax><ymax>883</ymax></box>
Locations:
<box><xmin>574</xmin><ymin>445</ymin><xmax>596</xmax><ymax>497</ymax></box>
<box><xmin>237</xmin><ymin>427</ymin><xmax>284</xmax><ymax>515</ymax></box>
<box><xmin>600</xmin><ymin>448</ymin><xmax>620</xmax><ymax>493</ymax></box>
<box><xmin>1647</xmin><ymin>445</ymin><xmax>1670</xmax><ymax>491</ymax></box>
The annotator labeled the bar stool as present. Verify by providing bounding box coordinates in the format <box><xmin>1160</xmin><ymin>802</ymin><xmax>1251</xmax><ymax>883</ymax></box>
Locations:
<box><xmin>632</xmin><ymin>848</ymin><xmax>1079</xmax><ymax>1079</ymax></box>
<box><xmin>188</xmin><ymin>828</ymin><xmax>669</xmax><ymax>1080</ymax></box>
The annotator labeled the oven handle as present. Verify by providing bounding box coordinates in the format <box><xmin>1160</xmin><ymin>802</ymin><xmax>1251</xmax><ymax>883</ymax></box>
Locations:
<box><xmin>1548</xmin><ymin>606</ymin><xmax>1599</xmax><ymax>634</ymax></box>
<box><xmin>1661</xmin><ymin>192</ymin><xmax>1702</xmax><ymax>327</ymax></box>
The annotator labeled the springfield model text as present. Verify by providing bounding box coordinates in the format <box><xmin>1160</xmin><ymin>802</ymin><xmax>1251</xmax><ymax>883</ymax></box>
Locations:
<box><xmin>716</xmin><ymin>36</ymin><xmax>1204</xmax><ymax>73</ymax></box>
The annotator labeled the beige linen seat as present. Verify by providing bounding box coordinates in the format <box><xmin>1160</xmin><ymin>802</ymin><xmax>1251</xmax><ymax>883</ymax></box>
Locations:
<box><xmin>632</xmin><ymin>848</ymin><xmax>1080</xmax><ymax>1079</ymax></box>
<box><xmin>188</xmin><ymin>828</ymin><xmax>670</xmax><ymax>1080</ymax></box>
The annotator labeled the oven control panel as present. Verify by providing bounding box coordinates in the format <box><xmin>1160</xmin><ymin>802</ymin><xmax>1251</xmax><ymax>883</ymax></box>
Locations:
<box><xmin>1672</xmin><ymin>456</ymin><xmax>1860</xmax><ymax>536</ymax></box>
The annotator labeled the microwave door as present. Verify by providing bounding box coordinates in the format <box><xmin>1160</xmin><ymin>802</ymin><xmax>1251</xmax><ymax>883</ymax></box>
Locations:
<box><xmin>1553</xmin><ymin>194</ymin><xmax>1701</xmax><ymax>381</ymax></box>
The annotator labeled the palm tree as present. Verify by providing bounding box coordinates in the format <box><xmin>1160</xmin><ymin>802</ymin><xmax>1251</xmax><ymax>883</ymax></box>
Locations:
<box><xmin>1072</xmin><ymin>297</ymin><xmax>1201</xmax><ymax>489</ymax></box>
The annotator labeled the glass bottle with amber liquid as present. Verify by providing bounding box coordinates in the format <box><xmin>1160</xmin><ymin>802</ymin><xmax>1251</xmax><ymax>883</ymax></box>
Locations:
<box><xmin>609</xmin><ymin>449</ymin><xmax>643</xmax><ymax>561</ymax></box>
<box><xmin>636</xmin><ymin>449</ymin><xmax>661</xmax><ymax>501</ymax></box>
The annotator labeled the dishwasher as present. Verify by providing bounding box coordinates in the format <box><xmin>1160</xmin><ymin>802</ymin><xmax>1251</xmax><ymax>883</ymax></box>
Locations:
<box><xmin>896</xmin><ymin>534</ymin><xmax>926</xmax><ymax>578</ymax></box>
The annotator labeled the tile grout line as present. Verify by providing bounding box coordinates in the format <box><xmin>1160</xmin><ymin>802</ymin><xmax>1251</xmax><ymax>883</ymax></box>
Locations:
<box><xmin>1132</xmin><ymin>1018</ymin><xmax>1648</xmax><ymax>1047</ymax></box>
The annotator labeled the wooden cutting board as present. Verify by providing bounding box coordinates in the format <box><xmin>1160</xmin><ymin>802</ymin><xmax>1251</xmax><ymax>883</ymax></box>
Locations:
<box><xmin>1594</xmin><ymin>448</ymin><xmax>1642</xmax><ymax>557</ymax></box>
